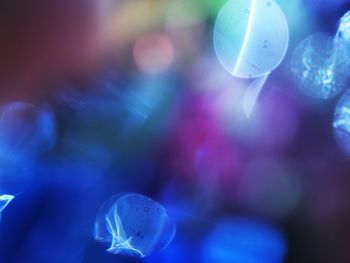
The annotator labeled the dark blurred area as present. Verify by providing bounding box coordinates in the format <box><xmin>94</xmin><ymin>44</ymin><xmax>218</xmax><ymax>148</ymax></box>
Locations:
<box><xmin>1</xmin><ymin>0</ymin><xmax>350</xmax><ymax>263</ymax></box>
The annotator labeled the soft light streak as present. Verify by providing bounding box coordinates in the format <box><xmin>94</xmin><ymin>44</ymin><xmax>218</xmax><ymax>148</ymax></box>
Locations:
<box><xmin>243</xmin><ymin>72</ymin><xmax>269</xmax><ymax>117</ymax></box>
<box><xmin>0</xmin><ymin>194</ymin><xmax>15</xmax><ymax>214</ymax></box>
<box><xmin>233</xmin><ymin>0</ymin><xmax>256</xmax><ymax>75</ymax></box>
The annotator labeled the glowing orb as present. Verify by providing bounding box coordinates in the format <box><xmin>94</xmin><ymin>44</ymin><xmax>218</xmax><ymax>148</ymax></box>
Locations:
<box><xmin>94</xmin><ymin>193</ymin><xmax>175</xmax><ymax>258</ymax></box>
<box><xmin>333</xmin><ymin>90</ymin><xmax>350</xmax><ymax>156</ymax></box>
<box><xmin>214</xmin><ymin>0</ymin><xmax>289</xmax><ymax>78</ymax></box>
<box><xmin>291</xmin><ymin>33</ymin><xmax>346</xmax><ymax>99</ymax></box>
<box><xmin>133</xmin><ymin>33</ymin><xmax>174</xmax><ymax>75</ymax></box>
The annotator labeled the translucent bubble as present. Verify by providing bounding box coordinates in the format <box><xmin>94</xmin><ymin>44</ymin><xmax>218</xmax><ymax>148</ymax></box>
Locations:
<box><xmin>333</xmin><ymin>90</ymin><xmax>350</xmax><ymax>156</ymax></box>
<box><xmin>214</xmin><ymin>0</ymin><xmax>288</xmax><ymax>78</ymax></box>
<box><xmin>292</xmin><ymin>11</ymin><xmax>350</xmax><ymax>99</ymax></box>
<box><xmin>334</xmin><ymin>11</ymin><xmax>350</xmax><ymax>72</ymax></box>
<box><xmin>0</xmin><ymin>102</ymin><xmax>56</xmax><ymax>161</ymax></box>
<box><xmin>201</xmin><ymin>218</ymin><xmax>287</xmax><ymax>263</ymax></box>
<box><xmin>214</xmin><ymin>0</ymin><xmax>289</xmax><ymax>116</ymax></box>
<box><xmin>291</xmin><ymin>33</ymin><xmax>347</xmax><ymax>99</ymax></box>
<box><xmin>94</xmin><ymin>193</ymin><xmax>176</xmax><ymax>258</ymax></box>
<box><xmin>0</xmin><ymin>194</ymin><xmax>14</xmax><ymax>222</ymax></box>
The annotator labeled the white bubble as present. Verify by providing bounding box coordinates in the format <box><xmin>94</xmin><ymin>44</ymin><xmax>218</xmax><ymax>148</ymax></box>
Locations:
<box><xmin>214</xmin><ymin>0</ymin><xmax>289</xmax><ymax>116</ymax></box>
<box><xmin>214</xmin><ymin>0</ymin><xmax>288</xmax><ymax>78</ymax></box>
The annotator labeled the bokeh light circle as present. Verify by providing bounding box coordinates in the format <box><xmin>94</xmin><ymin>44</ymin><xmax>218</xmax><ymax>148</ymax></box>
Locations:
<box><xmin>214</xmin><ymin>0</ymin><xmax>289</xmax><ymax>78</ymax></box>
<box><xmin>94</xmin><ymin>193</ymin><xmax>176</xmax><ymax>258</ymax></box>
<box><xmin>0</xmin><ymin>102</ymin><xmax>56</xmax><ymax>161</ymax></box>
<box><xmin>133</xmin><ymin>33</ymin><xmax>174</xmax><ymax>75</ymax></box>
<box><xmin>291</xmin><ymin>33</ymin><xmax>346</xmax><ymax>99</ymax></box>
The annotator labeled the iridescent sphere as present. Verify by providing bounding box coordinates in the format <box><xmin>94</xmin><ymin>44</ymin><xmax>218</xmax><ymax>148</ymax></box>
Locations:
<box><xmin>291</xmin><ymin>33</ymin><xmax>346</xmax><ymax>99</ymax></box>
<box><xmin>214</xmin><ymin>0</ymin><xmax>289</xmax><ymax>78</ymax></box>
<box><xmin>333</xmin><ymin>90</ymin><xmax>350</xmax><ymax>156</ymax></box>
<box><xmin>0</xmin><ymin>102</ymin><xmax>56</xmax><ymax>161</ymax></box>
<box><xmin>94</xmin><ymin>193</ymin><xmax>175</xmax><ymax>258</ymax></box>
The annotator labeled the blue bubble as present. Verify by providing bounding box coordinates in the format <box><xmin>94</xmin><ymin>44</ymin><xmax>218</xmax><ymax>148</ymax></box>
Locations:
<box><xmin>0</xmin><ymin>102</ymin><xmax>56</xmax><ymax>161</ymax></box>
<box><xmin>201</xmin><ymin>218</ymin><xmax>287</xmax><ymax>263</ymax></box>
<box><xmin>214</xmin><ymin>0</ymin><xmax>289</xmax><ymax>78</ymax></box>
<box><xmin>334</xmin><ymin>11</ymin><xmax>350</xmax><ymax>72</ymax></box>
<box><xmin>0</xmin><ymin>194</ymin><xmax>14</xmax><ymax>221</ymax></box>
<box><xmin>291</xmin><ymin>33</ymin><xmax>346</xmax><ymax>99</ymax></box>
<box><xmin>94</xmin><ymin>193</ymin><xmax>176</xmax><ymax>258</ymax></box>
<box><xmin>333</xmin><ymin>90</ymin><xmax>350</xmax><ymax>156</ymax></box>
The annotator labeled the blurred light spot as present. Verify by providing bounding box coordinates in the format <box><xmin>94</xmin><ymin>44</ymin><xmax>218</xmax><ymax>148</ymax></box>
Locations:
<box><xmin>164</xmin><ymin>0</ymin><xmax>207</xmax><ymax>66</ymax></box>
<box><xmin>217</xmin><ymin>83</ymin><xmax>299</xmax><ymax>151</ymax></box>
<box><xmin>133</xmin><ymin>33</ymin><xmax>174</xmax><ymax>75</ymax></box>
<box><xmin>166</xmin><ymin>0</ymin><xmax>207</xmax><ymax>29</ymax></box>
<box><xmin>188</xmin><ymin>55</ymin><xmax>300</xmax><ymax>152</ymax></box>
<box><xmin>291</xmin><ymin>33</ymin><xmax>346</xmax><ymax>99</ymax></box>
<box><xmin>0</xmin><ymin>102</ymin><xmax>56</xmax><ymax>162</ymax></box>
<box><xmin>278</xmin><ymin>0</ymin><xmax>313</xmax><ymax>35</ymax></box>
<box><xmin>108</xmin><ymin>0</ymin><xmax>168</xmax><ymax>49</ymax></box>
<box><xmin>188</xmin><ymin>53</ymin><xmax>299</xmax><ymax>146</ymax></box>
<box><xmin>94</xmin><ymin>193</ymin><xmax>176</xmax><ymax>258</ymax></box>
<box><xmin>201</xmin><ymin>218</ymin><xmax>287</xmax><ymax>263</ymax></box>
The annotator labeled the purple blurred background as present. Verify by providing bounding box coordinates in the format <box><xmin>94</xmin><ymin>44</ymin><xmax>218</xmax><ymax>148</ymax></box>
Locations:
<box><xmin>0</xmin><ymin>0</ymin><xmax>350</xmax><ymax>262</ymax></box>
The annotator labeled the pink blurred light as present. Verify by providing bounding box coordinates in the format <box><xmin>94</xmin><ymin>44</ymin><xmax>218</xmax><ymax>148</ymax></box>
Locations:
<box><xmin>165</xmin><ymin>91</ymin><xmax>241</xmax><ymax>195</ymax></box>
<box><xmin>133</xmin><ymin>33</ymin><xmax>174</xmax><ymax>75</ymax></box>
